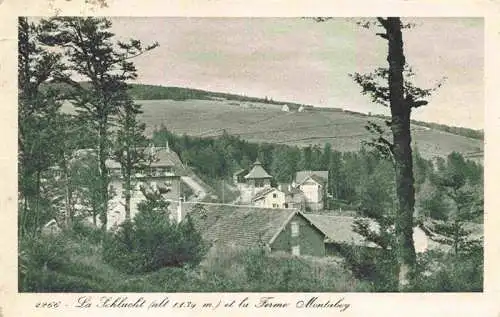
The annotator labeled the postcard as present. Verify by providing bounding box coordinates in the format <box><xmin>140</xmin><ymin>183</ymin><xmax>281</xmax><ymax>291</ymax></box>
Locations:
<box><xmin>0</xmin><ymin>1</ymin><xmax>498</xmax><ymax>316</ymax></box>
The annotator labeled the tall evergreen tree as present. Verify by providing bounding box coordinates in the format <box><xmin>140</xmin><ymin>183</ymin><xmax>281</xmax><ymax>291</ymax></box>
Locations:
<box><xmin>113</xmin><ymin>97</ymin><xmax>151</xmax><ymax>221</ymax></box>
<box><xmin>39</xmin><ymin>17</ymin><xmax>158</xmax><ymax>231</ymax></box>
<box><xmin>18</xmin><ymin>17</ymin><xmax>66</xmax><ymax>236</ymax></box>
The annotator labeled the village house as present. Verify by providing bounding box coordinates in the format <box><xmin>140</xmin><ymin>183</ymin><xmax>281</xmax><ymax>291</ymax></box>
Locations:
<box><xmin>234</xmin><ymin>161</ymin><xmax>329</xmax><ymax>211</ymax></box>
<box><xmin>51</xmin><ymin>144</ymin><xmax>185</xmax><ymax>229</ymax></box>
<box><xmin>188</xmin><ymin>205</ymin><xmax>327</xmax><ymax>256</ymax></box>
<box><xmin>251</xmin><ymin>187</ymin><xmax>287</xmax><ymax>208</ymax></box>
<box><xmin>187</xmin><ymin>204</ymin><xmax>449</xmax><ymax>258</ymax></box>
<box><xmin>107</xmin><ymin>144</ymin><xmax>183</xmax><ymax>227</ymax></box>
<box><xmin>278</xmin><ymin>183</ymin><xmax>307</xmax><ymax>210</ymax></box>
<box><xmin>293</xmin><ymin>170</ymin><xmax>329</xmax><ymax>211</ymax></box>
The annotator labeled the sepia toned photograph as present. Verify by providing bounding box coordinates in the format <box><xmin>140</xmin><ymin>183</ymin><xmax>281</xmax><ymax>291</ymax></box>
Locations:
<box><xmin>18</xmin><ymin>17</ymin><xmax>484</xmax><ymax>293</ymax></box>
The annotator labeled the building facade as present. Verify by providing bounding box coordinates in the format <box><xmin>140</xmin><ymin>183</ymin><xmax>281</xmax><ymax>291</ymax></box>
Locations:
<box><xmin>107</xmin><ymin>145</ymin><xmax>183</xmax><ymax>228</ymax></box>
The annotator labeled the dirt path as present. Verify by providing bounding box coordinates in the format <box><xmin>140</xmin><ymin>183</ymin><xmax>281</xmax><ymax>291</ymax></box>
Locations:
<box><xmin>181</xmin><ymin>176</ymin><xmax>207</xmax><ymax>201</ymax></box>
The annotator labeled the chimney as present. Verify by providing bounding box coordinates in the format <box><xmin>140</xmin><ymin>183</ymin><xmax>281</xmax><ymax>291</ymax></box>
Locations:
<box><xmin>165</xmin><ymin>140</ymin><xmax>170</xmax><ymax>152</ymax></box>
<box><xmin>288</xmin><ymin>184</ymin><xmax>292</xmax><ymax>191</ymax></box>
<box><xmin>278</xmin><ymin>184</ymin><xmax>282</xmax><ymax>191</ymax></box>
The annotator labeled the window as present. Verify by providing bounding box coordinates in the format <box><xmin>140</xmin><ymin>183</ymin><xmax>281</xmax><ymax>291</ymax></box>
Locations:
<box><xmin>291</xmin><ymin>245</ymin><xmax>300</xmax><ymax>256</ymax></box>
<box><xmin>291</xmin><ymin>221</ymin><xmax>299</xmax><ymax>237</ymax></box>
<box><xmin>284</xmin><ymin>203</ymin><xmax>289</xmax><ymax>208</ymax></box>
<box><xmin>273</xmin><ymin>193</ymin><xmax>277</xmax><ymax>198</ymax></box>
<box><xmin>272</xmin><ymin>203</ymin><xmax>278</xmax><ymax>208</ymax></box>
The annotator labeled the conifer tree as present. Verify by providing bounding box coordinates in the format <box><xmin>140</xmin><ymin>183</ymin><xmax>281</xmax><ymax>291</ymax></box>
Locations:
<box><xmin>39</xmin><ymin>17</ymin><xmax>158</xmax><ymax>231</ymax></box>
<box><xmin>18</xmin><ymin>17</ymin><xmax>66</xmax><ymax>236</ymax></box>
<box><xmin>113</xmin><ymin>97</ymin><xmax>151</xmax><ymax>221</ymax></box>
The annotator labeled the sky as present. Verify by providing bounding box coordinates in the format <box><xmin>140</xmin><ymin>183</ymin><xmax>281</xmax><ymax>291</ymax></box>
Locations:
<box><xmin>110</xmin><ymin>17</ymin><xmax>484</xmax><ymax>129</ymax></box>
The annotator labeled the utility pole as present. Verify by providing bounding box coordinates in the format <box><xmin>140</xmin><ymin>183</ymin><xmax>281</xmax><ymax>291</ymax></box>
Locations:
<box><xmin>222</xmin><ymin>179</ymin><xmax>225</xmax><ymax>204</ymax></box>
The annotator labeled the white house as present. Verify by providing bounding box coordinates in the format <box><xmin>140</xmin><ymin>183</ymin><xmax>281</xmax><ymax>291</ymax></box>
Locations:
<box><xmin>294</xmin><ymin>171</ymin><xmax>328</xmax><ymax>211</ymax></box>
<box><xmin>281</xmin><ymin>104</ymin><xmax>290</xmax><ymax>112</ymax></box>
<box><xmin>251</xmin><ymin>187</ymin><xmax>287</xmax><ymax>209</ymax></box>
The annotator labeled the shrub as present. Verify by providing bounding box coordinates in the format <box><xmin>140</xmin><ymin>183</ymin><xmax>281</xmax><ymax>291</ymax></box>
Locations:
<box><xmin>103</xmin><ymin>199</ymin><xmax>207</xmax><ymax>274</ymax></box>
<box><xmin>19</xmin><ymin>233</ymin><xmax>72</xmax><ymax>292</ymax></box>
<box><xmin>410</xmin><ymin>246</ymin><xmax>483</xmax><ymax>292</ymax></box>
<box><xmin>337</xmin><ymin>245</ymin><xmax>398</xmax><ymax>292</ymax></box>
<box><xmin>198</xmin><ymin>246</ymin><xmax>371</xmax><ymax>292</ymax></box>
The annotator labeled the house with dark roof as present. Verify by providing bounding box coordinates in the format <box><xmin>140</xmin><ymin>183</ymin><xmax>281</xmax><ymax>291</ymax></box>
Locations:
<box><xmin>107</xmin><ymin>144</ymin><xmax>183</xmax><ymax>227</ymax></box>
<box><xmin>66</xmin><ymin>145</ymin><xmax>184</xmax><ymax>228</ymax></box>
<box><xmin>293</xmin><ymin>170</ymin><xmax>329</xmax><ymax>211</ymax></box>
<box><xmin>188</xmin><ymin>205</ymin><xmax>327</xmax><ymax>257</ymax></box>
<box><xmin>232</xmin><ymin>168</ymin><xmax>248</xmax><ymax>184</ymax></box>
<box><xmin>186</xmin><ymin>204</ymin><xmax>445</xmax><ymax>259</ymax></box>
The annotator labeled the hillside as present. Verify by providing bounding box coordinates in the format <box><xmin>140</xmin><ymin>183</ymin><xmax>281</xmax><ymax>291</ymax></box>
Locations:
<box><xmin>56</xmin><ymin>83</ymin><xmax>483</xmax><ymax>161</ymax></box>
<box><xmin>137</xmin><ymin>99</ymin><xmax>483</xmax><ymax>162</ymax></box>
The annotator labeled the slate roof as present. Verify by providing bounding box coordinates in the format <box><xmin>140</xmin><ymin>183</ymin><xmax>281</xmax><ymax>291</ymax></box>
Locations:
<box><xmin>188</xmin><ymin>205</ymin><xmax>298</xmax><ymax>248</ymax></box>
<box><xmin>72</xmin><ymin>147</ymin><xmax>182</xmax><ymax>170</ymax></box>
<box><xmin>295</xmin><ymin>171</ymin><xmax>328</xmax><ymax>185</ymax></box>
<box><xmin>244</xmin><ymin>160</ymin><xmax>272</xmax><ymax>179</ymax></box>
<box><xmin>233</xmin><ymin>169</ymin><xmax>248</xmax><ymax>177</ymax></box>
<box><xmin>301</xmin><ymin>214</ymin><xmax>378</xmax><ymax>248</ymax></box>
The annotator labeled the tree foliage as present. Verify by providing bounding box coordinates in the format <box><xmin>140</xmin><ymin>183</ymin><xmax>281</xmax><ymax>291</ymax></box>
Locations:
<box><xmin>38</xmin><ymin>17</ymin><xmax>158</xmax><ymax>230</ymax></box>
<box><xmin>103</xmin><ymin>193</ymin><xmax>207</xmax><ymax>273</ymax></box>
<box><xmin>347</xmin><ymin>17</ymin><xmax>445</xmax><ymax>288</ymax></box>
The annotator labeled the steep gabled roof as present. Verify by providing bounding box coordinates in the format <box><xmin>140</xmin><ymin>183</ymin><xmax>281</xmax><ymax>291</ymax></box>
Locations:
<box><xmin>302</xmin><ymin>174</ymin><xmax>327</xmax><ymax>186</ymax></box>
<box><xmin>295</xmin><ymin>171</ymin><xmax>328</xmax><ymax>185</ymax></box>
<box><xmin>188</xmin><ymin>205</ymin><xmax>297</xmax><ymax>248</ymax></box>
<box><xmin>244</xmin><ymin>160</ymin><xmax>272</xmax><ymax>179</ymax></box>
<box><xmin>73</xmin><ymin>147</ymin><xmax>183</xmax><ymax>170</ymax></box>
<box><xmin>149</xmin><ymin>147</ymin><xmax>183</xmax><ymax>168</ymax></box>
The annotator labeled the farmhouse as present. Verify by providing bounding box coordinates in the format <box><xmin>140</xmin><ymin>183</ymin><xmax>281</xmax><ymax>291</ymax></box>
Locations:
<box><xmin>186</xmin><ymin>202</ymin><xmax>455</xmax><ymax>260</ymax></box>
<box><xmin>188</xmin><ymin>205</ymin><xmax>327</xmax><ymax>256</ymax></box>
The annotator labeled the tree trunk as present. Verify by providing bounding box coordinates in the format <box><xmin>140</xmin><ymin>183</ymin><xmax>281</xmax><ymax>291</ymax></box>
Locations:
<box><xmin>98</xmin><ymin>122</ymin><xmax>109</xmax><ymax>231</ymax></box>
<box><xmin>62</xmin><ymin>156</ymin><xmax>73</xmax><ymax>228</ymax></box>
<box><xmin>34</xmin><ymin>170</ymin><xmax>41</xmax><ymax>234</ymax></box>
<box><xmin>124</xmin><ymin>151</ymin><xmax>132</xmax><ymax>221</ymax></box>
<box><xmin>385</xmin><ymin>17</ymin><xmax>417</xmax><ymax>290</ymax></box>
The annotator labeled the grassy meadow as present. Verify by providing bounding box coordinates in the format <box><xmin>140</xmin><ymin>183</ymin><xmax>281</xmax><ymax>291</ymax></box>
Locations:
<box><xmin>137</xmin><ymin>98</ymin><xmax>483</xmax><ymax>161</ymax></box>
